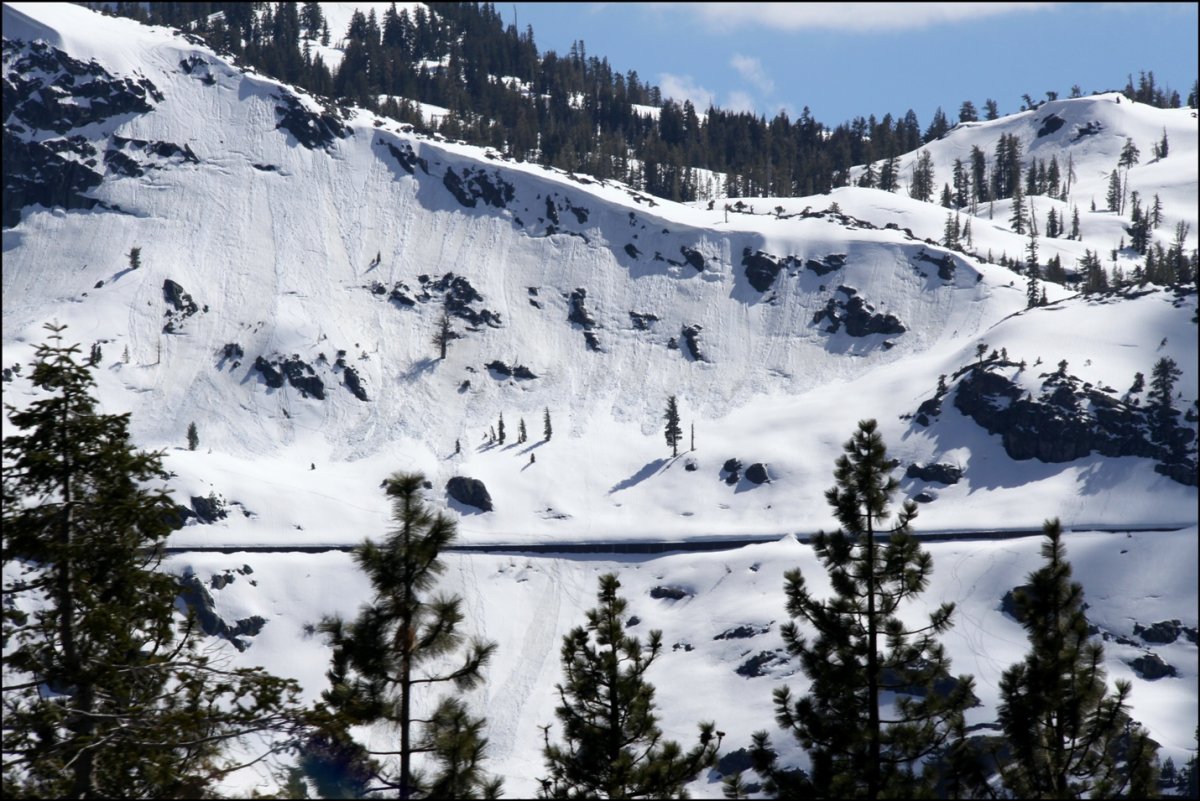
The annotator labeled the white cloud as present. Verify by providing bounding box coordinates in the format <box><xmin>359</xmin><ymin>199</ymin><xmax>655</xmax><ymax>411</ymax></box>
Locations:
<box><xmin>730</xmin><ymin>54</ymin><xmax>774</xmax><ymax>95</ymax></box>
<box><xmin>676</xmin><ymin>2</ymin><xmax>1056</xmax><ymax>32</ymax></box>
<box><xmin>724</xmin><ymin>91</ymin><xmax>757</xmax><ymax>114</ymax></box>
<box><xmin>657</xmin><ymin>73</ymin><xmax>716</xmax><ymax>110</ymax></box>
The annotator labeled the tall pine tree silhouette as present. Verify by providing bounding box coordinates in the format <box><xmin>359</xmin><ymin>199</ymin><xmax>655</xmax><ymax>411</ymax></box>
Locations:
<box><xmin>740</xmin><ymin>419</ymin><xmax>975</xmax><ymax>799</ymax></box>
<box><xmin>539</xmin><ymin>573</ymin><xmax>720</xmax><ymax>798</ymax></box>
<box><xmin>318</xmin><ymin>473</ymin><xmax>501</xmax><ymax>799</ymax></box>
<box><xmin>992</xmin><ymin>519</ymin><xmax>1158</xmax><ymax>798</ymax></box>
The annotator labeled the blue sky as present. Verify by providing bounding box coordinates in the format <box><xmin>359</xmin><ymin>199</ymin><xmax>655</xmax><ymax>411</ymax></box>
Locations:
<box><xmin>506</xmin><ymin>3</ymin><xmax>1199</xmax><ymax>129</ymax></box>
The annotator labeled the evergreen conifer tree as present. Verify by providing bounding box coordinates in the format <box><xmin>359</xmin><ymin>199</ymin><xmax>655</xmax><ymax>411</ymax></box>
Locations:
<box><xmin>317</xmin><ymin>473</ymin><xmax>501</xmax><ymax>799</ymax></box>
<box><xmin>543</xmin><ymin>407</ymin><xmax>552</xmax><ymax>441</ymax></box>
<box><xmin>128</xmin><ymin>245</ymin><xmax>142</xmax><ymax>271</ymax></box>
<box><xmin>538</xmin><ymin>573</ymin><xmax>720</xmax><ymax>799</ymax></box>
<box><xmin>187</xmin><ymin>420</ymin><xmax>199</xmax><ymax>451</ymax></box>
<box><xmin>1106</xmin><ymin>169</ymin><xmax>1123</xmax><ymax>212</ymax></box>
<box><xmin>519</xmin><ymin>418</ymin><xmax>527</xmax><ymax>444</ymax></box>
<box><xmin>433</xmin><ymin>307</ymin><xmax>455</xmax><ymax>360</ymax></box>
<box><xmin>3</xmin><ymin>324</ymin><xmax>302</xmax><ymax>798</ymax></box>
<box><xmin>741</xmin><ymin>420</ymin><xmax>975</xmax><ymax>799</ymax></box>
<box><xmin>498</xmin><ymin>413</ymin><xmax>506</xmax><ymax>444</ymax></box>
<box><xmin>664</xmin><ymin>396</ymin><xmax>682</xmax><ymax>457</ymax></box>
<box><xmin>990</xmin><ymin>520</ymin><xmax>1159</xmax><ymax>799</ymax></box>
<box><xmin>1010</xmin><ymin>174</ymin><xmax>1027</xmax><ymax>233</ymax></box>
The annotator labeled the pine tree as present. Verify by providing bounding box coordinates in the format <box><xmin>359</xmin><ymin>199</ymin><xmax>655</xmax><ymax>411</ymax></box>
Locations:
<box><xmin>433</xmin><ymin>306</ymin><xmax>455</xmax><ymax>360</ymax></box>
<box><xmin>543</xmin><ymin>407</ymin><xmax>552</xmax><ymax>441</ymax></box>
<box><xmin>991</xmin><ymin>519</ymin><xmax>1159</xmax><ymax>798</ymax></box>
<box><xmin>3</xmin><ymin>324</ymin><xmax>302</xmax><ymax>798</ymax></box>
<box><xmin>747</xmin><ymin>420</ymin><xmax>975</xmax><ymax>799</ymax></box>
<box><xmin>538</xmin><ymin>573</ymin><xmax>720</xmax><ymax>799</ymax></box>
<box><xmin>1106</xmin><ymin>168</ymin><xmax>1123</xmax><ymax>212</ymax></box>
<box><xmin>910</xmin><ymin>150</ymin><xmax>935</xmax><ymax>202</ymax></box>
<box><xmin>518</xmin><ymin>418</ymin><xmax>527</xmax><ymax>444</ymax></box>
<box><xmin>317</xmin><ymin>473</ymin><xmax>501</xmax><ymax>799</ymax></box>
<box><xmin>128</xmin><ymin>245</ymin><xmax>141</xmax><ymax>270</ymax></box>
<box><xmin>1148</xmin><ymin>357</ymin><xmax>1182</xmax><ymax>447</ymax></box>
<box><xmin>1070</xmin><ymin>205</ymin><xmax>1081</xmax><ymax>239</ymax></box>
<box><xmin>1080</xmin><ymin>250</ymin><xmax>1108</xmax><ymax>293</ymax></box>
<box><xmin>187</xmin><ymin>420</ymin><xmax>199</xmax><ymax>451</ymax></box>
<box><xmin>498</xmin><ymin>412</ymin><xmax>506</xmax><ymax>444</ymax></box>
<box><xmin>1026</xmin><ymin>230</ymin><xmax>1041</xmax><ymax>307</ymax></box>
<box><xmin>664</xmin><ymin>395</ymin><xmax>682</xmax><ymax>457</ymax></box>
<box><xmin>1010</xmin><ymin>175</ymin><xmax>1027</xmax><ymax>234</ymax></box>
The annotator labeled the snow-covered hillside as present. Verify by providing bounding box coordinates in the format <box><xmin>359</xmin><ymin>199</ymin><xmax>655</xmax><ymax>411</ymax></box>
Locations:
<box><xmin>2</xmin><ymin>4</ymin><xmax>1197</xmax><ymax>796</ymax></box>
<box><xmin>3</xmin><ymin>3</ymin><xmax>1196</xmax><ymax>545</ymax></box>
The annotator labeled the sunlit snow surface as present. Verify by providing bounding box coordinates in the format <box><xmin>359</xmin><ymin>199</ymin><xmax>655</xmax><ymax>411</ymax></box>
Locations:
<box><xmin>165</xmin><ymin>528</ymin><xmax>1198</xmax><ymax>798</ymax></box>
<box><xmin>2</xmin><ymin>3</ymin><xmax>1196</xmax><ymax>795</ymax></box>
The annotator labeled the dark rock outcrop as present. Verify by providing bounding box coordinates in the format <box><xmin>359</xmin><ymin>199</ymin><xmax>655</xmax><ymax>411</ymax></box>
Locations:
<box><xmin>446</xmin><ymin>476</ymin><xmax>493</xmax><ymax>512</ymax></box>
<box><xmin>953</xmin><ymin>365</ymin><xmax>1196</xmax><ymax>485</ymax></box>
<box><xmin>485</xmin><ymin>360</ymin><xmax>537</xmax><ymax>380</ymax></box>
<box><xmin>162</xmin><ymin>279</ymin><xmax>200</xmax><ymax>333</ymax></box>
<box><xmin>381</xmin><ymin>141</ymin><xmax>428</xmax><ymax>175</ymax></box>
<box><xmin>190</xmin><ymin>494</ymin><xmax>227</xmax><ymax>524</ymax></box>
<box><xmin>443</xmin><ymin>165</ymin><xmax>514</xmax><ymax>209</ymax></box>
<box><xmin>178</xmin><ymin>572</ymin><xmax>267</xmax><ymax>652</ymax></box>
<box><xmin>1036</xmin><ymin>113</ymin><xmax>1065</xmax><ymax>138</ymax></box>
<box><xmin>681</xmin><ymin>324</ymin><xmax>704</xmax><ymax>361</ymax></box>
<box><xmin>721</xmin><ymin>458</ymin><xmax>742</xmax><ymax>485</ymax></box>
<box><xmin>745</xmin><ymin>463</ymin><xmax>770</xmax><ymax>484</ymax></box>
<box><xmin>1133</xmin><ymin>619</ymin><xmax>1194</xmax><ymax>645</ymax></box>
<box><xmin>736</xmin><ymin>650</ymin><xmax>786</xmax><ymax>678</ymax></box>
<box><xmin>914</xmin><ymin>248</ymin><xmax>958</xmax><ymax>281</ymax></box>
<box><xmin>680</xmin><ymin>245</ymin><xmax>705</xmax><ymax>271</ymax></box>
<box><xmin>714</xmin><ymin>622</ymin><xmax>772</xmax><ymax>640</ymax></box>
<box><xmin>416</xmin><ymin>273</ymin><xmax>501</xmax><ymax>328</ymax></box>
<box><xmin>1128</xmin><ymin>652</ymin><xmax>1177</xmax><ymax>680</ymax></box>
<box><xmin>906</xmin><ymin>462</ymin><xmax>963</xmax><ymax>485</ymax></box>
<box><xmin>649</xmin><ymin>585</ymin><xmax>692</xmax><ymax>600</ymax></box>
<box><xmin>804</xmin><ymin>254</ymin><xmax>847</xmax><ymax>276</ymax></box>
<box><xmin>274</xmin><ymin>91</ymin><xmax>347</xmax><ymax>150</ymax></box>
<box><xmin>629</xmin><ymin>311</ymin><xmax>659</xmax><ymax>330</ymax></box>
<box><xmin>813</xmin><ymin>287</ymin><xmax>906</xmax><ymax>337</ymax></box>
<box><xmin>742</xmin><ymin>250</ymin><xmax>783</xmax><ymax>292</ymax></box>
<box><xmin>568</xmin><ymin>288</ymin><xmax>601</xmax><ymax>351</ymax></box>
<box><xmin>341</xmin><ymin>365</ymin><xmax>368</xmax><ymax>401</ymax></box>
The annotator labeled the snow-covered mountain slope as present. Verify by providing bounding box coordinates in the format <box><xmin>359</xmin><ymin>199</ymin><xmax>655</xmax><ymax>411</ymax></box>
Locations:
<box><xmin>3</xmin><ymin>3</ymin><xmax>1195</xmax><ymax>546</ymax></box>
<box><xmin>3</xmin><ymin>5</ymin><xmax>1197</xmax><ymax>797</ymax></box>
<box><xmin>168</xmin><ymin>527</ymin><xmax>1199</xmax><ymax>798</ymax></box>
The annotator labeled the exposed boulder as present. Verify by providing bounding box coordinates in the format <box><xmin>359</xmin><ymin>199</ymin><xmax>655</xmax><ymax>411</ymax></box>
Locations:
<box><xmin>680</xmin><ymin>245</ymin><xmax>705</xmax><ymax>271</ymax></box>
<box><xmin>714</xmin><ymin>622</ymin><xmax>772</xmax><ymax>640</ymax></box>
<box><xmin>906</xmin><ymin>462</ymin><xmax>963</xmax><ymax>485</ymax></box>
<box><xmin>190</xmin><ymin>493</ymin><xmax>227</xmax><ymax>524</ymax></box>
<box><xmin>736</xmin><ymin>650</ymin><xmax>786</xmax><ymax>678</ymax></box>
<box><xmin>681</xmin><ymin>324</ymin><xmax>705</xmax><ymax>361</ymax></box>
<box><xmin>1128</xmin><ymin>652</ymin><xmax>1177</xmax><ymax>680</ymax></box>
<box><xmin>745</xmin><ymin>463</ymin><xmax>770</xmax><ymax>484</ymax></box>
<box><xmin>629</xmin><ymin>311</ymin><xmax>659</xmax><ymax>330</ymax></box>
<box><xmin>742</xmin><ymin>249</ymin><xmax>783</xmax><ymax>292</ymax></box>
<box><xmin>177</xmin><ymin>572</ymin><xmax>267</xmax><ymax>652</ymax></box>
<box><xmin>804</xmin><ymin>254</ymin><xmax>847</xmax><ymax>276</ymax></box>
<box><xmin>649</xmin><ymin>585</ymin><xmax>692</xmax><ymax>600</ymax></box>
<box><xmin>446</xmin><ymin>476</ymin><xmax>493</xmax><ymax>512</ymax></box>
<box><xmin>1133</xmin><ymin>619</ymin><xmax>1189</xmax><ymax>644</ymax></box>
<box><xmin>341</xmin><ymin>365</ymin><xmax>369</xmax><ymax>401</ymax></box>
<box><xmin>721</xmin><ymin>458</ymin><xmax>742</xmax><ymax>485</ymax></box>
<box><xmin>162</xmin><ymin>279</ymin><xmax>200</xmax><ymax>333</ymax></box>
<box><xmin>813</xmin><ymin>287</ymin><xmax>906</xmax><ymax>337</ymax></box>
<box><xmin>274</xmin><ymin>91</ymin><xmax>347</xmax><ymax>150</ymax></box>
<box><xmin>381</xmin><ymin>140</ymin><xmax>428</xmax><ymax>175</ymax></box>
